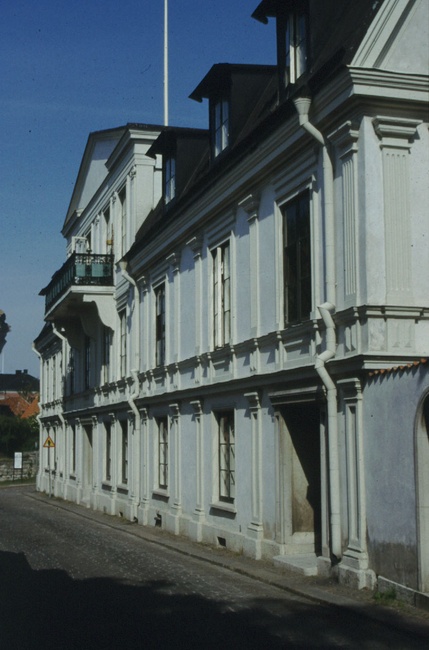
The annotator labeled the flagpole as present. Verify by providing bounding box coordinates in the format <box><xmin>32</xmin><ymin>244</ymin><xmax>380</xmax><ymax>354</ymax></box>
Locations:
<box><xmin>164</xmin><ymin>0</ymin><xmax>169</xmax><ymax>126</ymax></box>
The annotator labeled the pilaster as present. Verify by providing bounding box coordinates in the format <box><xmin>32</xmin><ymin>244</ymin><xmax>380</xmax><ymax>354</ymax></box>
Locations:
<box><xmin>373</xmin><ymin>116</ymin><xmax>421</xmax><ymax>305</ymax></box>
<box><xmin>244</xmin><ymin>391</ymin><xmax>264</xmax><ymax>558</ymax></box>
<box><xmin>239</xmin><ymin>194</ymin><xmax>260</xmax><ymax>337</ymax></box>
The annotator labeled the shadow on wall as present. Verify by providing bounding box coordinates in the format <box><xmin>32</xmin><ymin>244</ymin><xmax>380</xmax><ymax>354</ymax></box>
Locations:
<box><xmin>0</xmin><ymin>550</ymin><xmax>427</xmax><ymax>649</ymax></box>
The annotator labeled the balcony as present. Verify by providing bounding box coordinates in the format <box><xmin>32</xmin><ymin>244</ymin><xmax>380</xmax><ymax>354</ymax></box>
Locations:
<box><xmin>41</xmin><ymin>253</ymin><xmax>114</xmax><ymax>319</ymax></box>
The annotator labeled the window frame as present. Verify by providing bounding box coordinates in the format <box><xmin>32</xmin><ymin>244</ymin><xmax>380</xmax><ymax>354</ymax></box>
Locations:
<box><xmin>102</xmin><ymin>326</ymin><xmax>111</xmax><ymax>385</ymax></box>
<box><xmin>119</xmin><ymin>310</ymin><xmax>127</xmax><ymax>378</ymax></box>
<box><xmin>164</xmin><ymin>155</ymin><xmax>176</xmax><ymax>204</ymax></box>
<box><xmin>212</xmin><ymin>240</ymin><xmax>231</xmax><ymax>349</ymax></box>
<box><xmin>84</xmin><ymin>335</ymin><xmax>91</xmax><ymax>390</ymax></box>
<box><xmin>105</xmin><ymin>421</ymin><xmax>112</xmax><ymax>482</ymax></box>
<box><xmin>157</xmin><ymin>416</ymin><xmax>169</xmax><ymax>490</ymax></box>
<box><xmin>211</xmin><ymin>96</ymin><xmax>230</xmax><ymax>157</ymax></box>
<box><xmin>283</xmin><ymin>190</ymin><xmax>312</xmax><ymax>325</ymax></box>
<box><xmin>119</xmin><ymin>186</ymin><xmax>127</xmax><ymax>256</ymax></box>
<box><xmin>217</xmin><ymin>411</ymin><xmax>235</xmax><ymax>503</ymax></box>
<box><xmin>155</xmin><ymin>283</ymin><xmax>166</xmax><ymax>367</ymax></box>
<box><xmin>285</xmin><ymin>9</ymin><xmax>308</xmax><ymax>85</ymax></box>
<box><xmin>120</xmin><ymin>419</ymin><xmax>128</xmax><ymax>485</ymax></box>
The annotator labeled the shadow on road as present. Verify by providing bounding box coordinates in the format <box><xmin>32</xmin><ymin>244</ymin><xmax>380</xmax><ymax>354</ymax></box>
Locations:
<box><xmin>0</xmin><ymin>549</ymin><xmax>425</xmax><ymax>649</ymax></box>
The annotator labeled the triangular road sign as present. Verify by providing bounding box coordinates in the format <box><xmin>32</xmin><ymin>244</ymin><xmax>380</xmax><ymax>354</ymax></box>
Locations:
<box><xmin>43</xmin><ymin>436</ymin><xmax>55</xmax><ymax>448</ymax></box>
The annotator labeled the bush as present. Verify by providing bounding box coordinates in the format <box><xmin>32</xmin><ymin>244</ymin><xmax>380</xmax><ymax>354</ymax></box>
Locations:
<box><xmin>0</xmin><ymin>415</ymin><xmax>38</xmax><ymax>457</ymax></box>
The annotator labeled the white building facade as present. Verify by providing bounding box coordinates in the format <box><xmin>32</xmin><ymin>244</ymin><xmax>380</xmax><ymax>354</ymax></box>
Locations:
<box><xmin>35</xmin><ymin>0</ymin><xmax>429</xmax><ymax>601</ymax></box>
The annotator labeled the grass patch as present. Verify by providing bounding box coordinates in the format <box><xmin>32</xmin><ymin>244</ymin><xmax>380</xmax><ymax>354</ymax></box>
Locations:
<box><xmin>373</xmin><ymin>587</ymin><xmax>406</xmax><ymax>609</ymax></box>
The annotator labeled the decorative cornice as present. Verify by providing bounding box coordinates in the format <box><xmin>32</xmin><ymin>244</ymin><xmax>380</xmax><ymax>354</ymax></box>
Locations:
<box><xmin>186</xmin><ymin>235</ymin><xmax>203</xmax><ymax>259</ymax></box>
<box><xmin>328</xmin><ymin>121</ymin><xmax>360</xmax><ymax>158</ymax></box>
<box><xmin>244</xmin><ymin>391</ymin><xmax>261</xmax><ymax>411</ymax></box>
<box><xmin>372</xmin><ymin>116</ymin><xmax>422</xmax><ymax>149</ymax></box>
<box><xmin>238</xmin><ymin>193</ymin><xmax>260</xmax><ymax>223</ymax></box>
<box><xmin>166</xmin><ymin>251</ymin><xmax>180</xmax><ymax>274</ymax></box>
<box><xmin>190</xmin><ymin>399</ymin><xmax>203</xmax><ymax>416</ymax></box>
<box><xmin>169</xmin><ymin>402</ymin><xmax>180</xmax><ymax>419</ymax></box>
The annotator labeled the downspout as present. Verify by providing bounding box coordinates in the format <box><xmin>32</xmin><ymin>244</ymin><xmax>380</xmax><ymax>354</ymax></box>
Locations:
<box><xmin>293</xmin><ymin>97</ymin><xmax>342</xmax><ymax>560</ymax></box>
<box><xmin>32</xmin><ymin>343</ymin><xmax>44</xmax><ymax>491</ymax></box>
<box><xmin>52</xmin><ymin>324</ymin><xmax>67</xmax><ymax>494</ymax></box>
<box><xmin>120</xmin><ymin>261</ymin><xmax>141</xmax><ymax>517</ymax></box>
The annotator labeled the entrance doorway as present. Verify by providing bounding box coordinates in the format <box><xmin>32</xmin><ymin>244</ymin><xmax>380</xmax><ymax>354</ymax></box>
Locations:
<box><xmin>417</xmin><ymin>394</ymin><xmax>429</xmax><ymax>593</ymax></box>
<box><xmin>280</xmin><ymin>403</ymin><xmax>322</xmax><ymax>554</ymax></box>
<box><xmin>82</xmin><ymin>424</ymin><xmax>93</xmax><ymax>498</ymax></box>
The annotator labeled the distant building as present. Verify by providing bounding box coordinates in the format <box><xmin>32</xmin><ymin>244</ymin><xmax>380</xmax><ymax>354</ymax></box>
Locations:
<box><xmin>35</xmin><ymin>0</ymin><xmax>429</xmax><ymax>602</ymax></box>
<box><xmin>0</xmin><ymin>310</ymin><xmax>11</xmax><ymax>354</ymax></box>
<box><xmin>0</xmin><ymin>370</ymin><xmax>39</xmax><ymax>419</ymax></box>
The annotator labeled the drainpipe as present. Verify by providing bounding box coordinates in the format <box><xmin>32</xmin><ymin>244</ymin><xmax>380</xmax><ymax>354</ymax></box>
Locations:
<box><xmin>293</xmin><ymin>97</ymin><xmax>342</xmax><ymax>560</ymax></box>
<box><xmin>119</xmin><ymin>261</ymin><xmax>141</xmax><ymax>518</ymax></box>
<box><xmin>32</xmin><ymin>343</ymin><xmax>44</xmax><ymax>491</ymax></box>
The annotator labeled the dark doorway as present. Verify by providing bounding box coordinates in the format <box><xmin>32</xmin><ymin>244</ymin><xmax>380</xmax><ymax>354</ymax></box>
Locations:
<box><xmin>282</xmin><ymin>403</ymin><xmax>322</xmax><ymax>554</ymax></box>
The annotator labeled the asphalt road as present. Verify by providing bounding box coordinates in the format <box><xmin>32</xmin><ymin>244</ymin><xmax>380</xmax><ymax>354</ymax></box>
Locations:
<box><xmin>0</xmin><ymin>486</ymin><xmax>427</xmax><ymax>649</ymax></box>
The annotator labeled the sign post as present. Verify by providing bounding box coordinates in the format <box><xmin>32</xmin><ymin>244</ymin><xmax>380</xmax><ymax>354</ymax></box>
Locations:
<box><xmin>43</xmin><ymin>435</ymin><xmax>55</xmax><ymax>498</ymax></box>
<box><xmin>13</xmin><ymin>452</ymin><xmax>23</xmax><ymax>482</ymax></box>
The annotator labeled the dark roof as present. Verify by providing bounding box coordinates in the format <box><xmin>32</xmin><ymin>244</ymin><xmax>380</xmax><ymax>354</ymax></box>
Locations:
<box><xmin>0</xmin><ymin>372</ymin><xmax>39</xmax><ymax>393</ymax></box>
<box><xmin>252</xmin><ymin>0</ymin><xmax>384</xmax><ymax>86</ymax></box>
<box><xmin>127</xmin><ymin>1</ymin><xmax>386</xmax><ymax>264</ymax></box>
<box><xmin>189</xmin><ymin>63</ymin><xmax>277</xmax><ymax>102</ymax></box>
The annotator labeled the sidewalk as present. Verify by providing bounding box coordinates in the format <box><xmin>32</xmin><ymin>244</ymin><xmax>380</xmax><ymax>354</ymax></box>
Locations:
<box><xmin>25</xmin><ymin>487</ymin><xmax>429</xmax><ymax>639</ymax></box>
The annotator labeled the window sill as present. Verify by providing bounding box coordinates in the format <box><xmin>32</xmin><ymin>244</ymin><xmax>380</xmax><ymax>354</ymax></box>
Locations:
<box><xmin>152</xmin><ymin>488</ymin><xmax>170</xmax><ymax>500</ymax></box>
<box><xmin>210</xmin><ymin>500</ymin><xmax>237</xmax><ymax>515</ymax></box>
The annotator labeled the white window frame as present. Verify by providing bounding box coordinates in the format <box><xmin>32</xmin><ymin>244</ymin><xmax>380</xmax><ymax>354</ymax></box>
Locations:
<box><xmin>120</xmin><ymin>419</ymin><xmax>128</xmax><ymax>485</ymax></box>
<box><xmin>213</xmin><ymin>98</ymin><xmax>229</xmax><ymax>157</ymax></box>
<box><xmin>285</xmin><ymin>10</ymin><xmax>308</xmax><ymax>84</ymax></box>
<box><xmin>119</xmin><ymin>187</ymin><xmax>127</xmax><ymax>256</ymax></box>
<box><xmin>155</xmin><ymin>283</ymin><xmax>166</xmax><ymax>367</ymax></box>
<box><xmin>157</xmin><ymin>416</ymin><xmax>169</xmax><ymax>490</ymax></box>
<box><xmin>212</xmin><ymin>240</ymin><xmax>231</xmax><ymax>349</ymax></box>
<box><xmin>119</xmin><ymin>310</ymin><xmax>127</xmax><ymax>378</ymax></box>
<box><xmin>104</xmin><ymin>421</ymin><xmax>112</xmax><ymax>482</ymax></box>
<box><xmin>217</xmin><ymin>411</ymin><xmax>235</xmax><ymax>503</ymax></box>
<box><xmin>165</xmin><ymin>156</ymin><xmax>176</xmax><ymax>204</ymax></box>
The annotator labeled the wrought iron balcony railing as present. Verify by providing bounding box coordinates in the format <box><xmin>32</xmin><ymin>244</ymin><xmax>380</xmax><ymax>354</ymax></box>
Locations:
<box><xmin>41</xmin><ymin>253</ymin><xmax>114</xmax><ymax>312</ymax></box>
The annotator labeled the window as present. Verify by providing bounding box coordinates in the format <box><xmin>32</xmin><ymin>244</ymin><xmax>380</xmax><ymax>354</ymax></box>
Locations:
<box><xmin>217</xmin><ymin>411</ymin><xmax>235</xmax><ymax>502</ymax></box>
<box><xmin>212</xmin><ymin>241</ymin><xmax>231</xmax><ymax>348</ymax></box>
<box><xmin>104</xmin><ymin>206</ymin><xmax>113</xmax><ymax>253</ymax></box>
<box><xmin>285</xmin><ymin>9</ymin><xmax>308</xmax><ymax>84</ymax></box>
<box><xmin>119</xmin><ymin>187</ymin><xmax>127</xmax><ymax>255</ymax></box>
<box><xmin>105</xmin><ymin>422</ymin><xmax>112</xmax><ymax>482</ymax></box>
<box><xmin>155</xmin><ymin>283</ymin><xmax>166</xmax><ymax>366</ymax></box>
<box><xmin>157</xmin><ymin>417</ymin><xmax>168</xmax><ymax>490</ymax></box>
<box><xmin>120</xmin><ymin>420</ymin><xmax>128</xmax><ymax>484</ymax></box>
<box><xmin>102</xmin><ymin>326</ymin><xmax>111</xmax><ymax>384</ymax></box>
<box><xmin>84</xmin><ymin>335</ymin><xmax>91</xmax><ymax>390</ymax></box>
<box><xmin>70</xmin><ymin>424</ymin><xmax>76</xmax><ymax>475</ymax></box>
<box><xmin>213</xmin><ymin>98</ymin><xmax>229</xmax><ymax>156</ymax></box>
<box><xmin>119</xmin><ymin>310</ymin><xmax>127</xmax><ymax>378</ymax></box>
<box><xmin>283</xmin><ymin>191</ymin><xmax>311</xmax><ymax>324</ymax></box>
<box><xmin>68</xmin><ymin>348</ymin><xmax>75</xmax><ymax>395</ymax></box>
<box><xmin>164</xmin><ymin>156</ymin><xmax>176</xmax><ymax>204</ymax></box>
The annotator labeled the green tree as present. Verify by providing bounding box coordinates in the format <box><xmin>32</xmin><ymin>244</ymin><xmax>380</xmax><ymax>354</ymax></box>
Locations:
<box><xmin>0</xmin><ymin>415</ymin><xmax>37</xmax><ymax>457</ymax></box>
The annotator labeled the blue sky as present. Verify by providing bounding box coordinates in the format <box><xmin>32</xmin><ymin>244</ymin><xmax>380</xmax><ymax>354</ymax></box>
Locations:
<box><xmin>0</xmin><ymin>1</ymin><xmax>275</xmax><ymax>377</ymax></box>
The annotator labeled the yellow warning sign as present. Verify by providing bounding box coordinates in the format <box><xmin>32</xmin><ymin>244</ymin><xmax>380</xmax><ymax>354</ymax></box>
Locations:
<box><xmin>43</xmin><ymin>436</ymin><xmax>55</xmax><ymax>448</ymax></box>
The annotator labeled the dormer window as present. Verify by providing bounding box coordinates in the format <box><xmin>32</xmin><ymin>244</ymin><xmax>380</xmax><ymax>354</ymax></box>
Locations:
<box><xmin>213</xmin><ymin>97</ymin><xmax>230</xmax><ymax>157</ymax></box>
<box><xmin>165</xmin><ymin>155</ymin><xmax>176</xmax><ymax>204</ymax></box>
<box><xmin>252</xmin><ymin>1</ymin><xmax>309</xmax><ymax>101</ymax></box>
<box><xmin>285</xmin><ymin>9</ymin><xmax>308</xmax><ymax>84</ymax></box>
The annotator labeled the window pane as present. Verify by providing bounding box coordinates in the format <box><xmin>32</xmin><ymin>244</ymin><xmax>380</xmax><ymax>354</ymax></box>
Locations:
<box><xmin>284</xmin><ymin>192</ymin><xmax>311</xmax><ymax>324</ymax></box>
